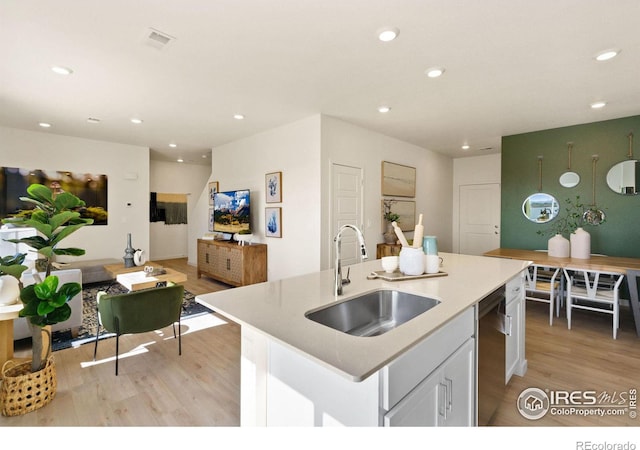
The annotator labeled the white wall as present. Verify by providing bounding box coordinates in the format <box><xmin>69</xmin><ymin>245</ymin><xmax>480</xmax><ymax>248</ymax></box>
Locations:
<box><xmin>0</xmin><ymin>126</ymin><xmax>150</xmax><ymax>263</ymax></box>
<box><xmin>187</xmin><ymin>114</ymin><xmax>456</xmax><ymax>281</ymax></box>
<box><xmin>452</xmin><ymin>153</ymin><xmax>501</xmax><ymax>253</ymax></box>
<box><xmin>193</xmin><ymin>116</ymin><xmax>322</xmax><ymax>281</ymax></box>
<box><xmin>149</xmin><ymin>160</ymin><xmax>211</xmax><ymax>261</ymax></box>
<box><xmin>320</xmin><ymin>116</ymin><xmax>454</xmax><ymax>269</ymax></box>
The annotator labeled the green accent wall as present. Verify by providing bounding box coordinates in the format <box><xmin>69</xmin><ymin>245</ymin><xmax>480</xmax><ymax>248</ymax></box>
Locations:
<box><xmin>501</xmin><ymin>115</ymin><xmax>640</xmax><ymax>257</ymax></box>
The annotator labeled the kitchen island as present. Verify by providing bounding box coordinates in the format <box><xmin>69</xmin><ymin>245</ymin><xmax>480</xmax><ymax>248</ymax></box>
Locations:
<box><xmin>196</xmin><ymin>252</ymin><xmax>530</xmax><ymax>426</ymax></box>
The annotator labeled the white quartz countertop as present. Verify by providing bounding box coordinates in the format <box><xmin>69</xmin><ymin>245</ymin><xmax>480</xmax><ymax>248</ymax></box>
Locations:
<box><xmin>196</xmin><ymin>252</ymin><xmax>530</xmax><ymax>382</ymax></box>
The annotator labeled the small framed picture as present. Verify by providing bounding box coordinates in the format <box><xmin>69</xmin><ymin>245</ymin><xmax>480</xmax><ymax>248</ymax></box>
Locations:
<box><xmin>265</xmin><ymin>171</ymin><xmax>282</xmax><ymax>203</ymax></box>
<box><xmin>208</xmin><ymin>181</ymin><xmax>219</xmax><ymax>206</ymax></box>
<box><xmin>265</xmin><ymin>207</ymin><xmax>282</xmax><ymax>238</ymax></box>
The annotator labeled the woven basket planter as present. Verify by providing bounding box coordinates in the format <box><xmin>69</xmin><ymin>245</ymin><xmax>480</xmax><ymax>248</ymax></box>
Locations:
<box><xmin>0</xmin><ymin>356</ymin><xmax>57</xmax><ymax>416</ymax></box>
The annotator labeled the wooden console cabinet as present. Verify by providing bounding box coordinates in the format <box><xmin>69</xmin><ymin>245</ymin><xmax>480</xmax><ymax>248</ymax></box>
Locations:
<box><xmin>197</xmin><ymin>239</ymin><xmax>267</xmax><ymax>287</ymax></box>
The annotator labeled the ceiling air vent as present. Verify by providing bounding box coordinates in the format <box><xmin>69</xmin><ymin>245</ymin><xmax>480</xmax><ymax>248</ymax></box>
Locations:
<box><xmin>144</xmin><ymin>28</ymin><xmax>175</xmax><ymax>50</ymax></box>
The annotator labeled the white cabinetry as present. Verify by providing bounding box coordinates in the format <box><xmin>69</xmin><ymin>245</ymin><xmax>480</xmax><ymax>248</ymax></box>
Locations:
<box><xmin>244</xmin><ymin>307</ymin><xmax>476</xmax><ymax>426</ymax></box>
<box><xmin>505</xmin><ymin>273</ymin><xmax>527</xmax><ymax>383</ymax></box>
<box><xmin>383</xmin><ymin>338</ymin><xmax>475</xmax><ymax>426</ymax></box>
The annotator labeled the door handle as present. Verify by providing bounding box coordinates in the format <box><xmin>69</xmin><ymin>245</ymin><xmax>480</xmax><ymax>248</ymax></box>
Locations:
<box><xmin>445</xmin><ymin>377</ymin><xmax>453</xmax><ymax>411</ymax></box>
<box><xmin>438</xmin><ymin>382</ymin><xmax>448</xmax><ymax>419</ymax></box>
<box><xmin>505</xmin><ymin>315</ymin><xmax>513</xmax><ymax>336</ymax></box>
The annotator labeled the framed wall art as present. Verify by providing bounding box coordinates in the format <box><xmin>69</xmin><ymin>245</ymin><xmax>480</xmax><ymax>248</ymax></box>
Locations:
<box><xmin>0</xmin><ymin>166</ymin><xmax>109</xmax><ymax>225</ymax></box>
<box><xmin>265</xmin><ymin>207</ymin><xmax>282</xmax><ymax>238</ymax></box>
<box><xmin>381</xmin><ymin>161</ymin><xmax>416</xmax><ymax>197</ymax></box>
<box><xmin>208</xmin><ymin>181</ymin><xmax>219</xmax><ymax>206</ymax></box>
<box><xmin>266</xmin><ymin>171</ymin><xmax>282</xmax><ymax>203</ymax></box>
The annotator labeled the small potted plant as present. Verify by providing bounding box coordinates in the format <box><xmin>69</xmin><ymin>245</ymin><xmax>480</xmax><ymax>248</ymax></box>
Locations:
<box><xmin>382</xmin><ymin>200</ymin><xmax>400</xmax><ymax>244</ymax></box>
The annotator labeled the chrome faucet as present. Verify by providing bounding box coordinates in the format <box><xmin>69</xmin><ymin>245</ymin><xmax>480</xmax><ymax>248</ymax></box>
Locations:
<box><xmin>334</xmin><ymin>224</ymin><xmax>368</xmax><ymax>296</ymax></box>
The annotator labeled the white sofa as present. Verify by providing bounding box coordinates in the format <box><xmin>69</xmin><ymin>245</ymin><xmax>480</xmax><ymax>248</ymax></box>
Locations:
<box><xmin>13</xmin><ymin>269</ymin><xmax>83</xmax><ymax>341</ymax></box>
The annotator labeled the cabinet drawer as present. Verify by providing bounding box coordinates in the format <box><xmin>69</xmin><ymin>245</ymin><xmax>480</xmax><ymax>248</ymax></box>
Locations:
<box><xmin>380</xmin><ymin>307</ymin><xmax>474</xmax><ymax>411</ymax></box>
<box><xmin>505</xmin><ymin>272</ymin><xmax>524</xmax><ymax>305</ymax></box>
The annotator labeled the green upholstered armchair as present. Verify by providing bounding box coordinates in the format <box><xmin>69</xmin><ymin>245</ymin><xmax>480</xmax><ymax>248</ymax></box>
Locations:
<box><xmin>93</xmin><ymin>284</ymin><xmax>184</xmax><ymax>375</ymax></box>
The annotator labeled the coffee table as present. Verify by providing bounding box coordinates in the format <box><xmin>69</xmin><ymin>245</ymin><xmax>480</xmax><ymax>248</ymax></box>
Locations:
<box><xmin>103</xmin><ymin>261</ymin><xmax>163</xmax><ymax>279</ymax></box>
<box><xmin>116</xmin><ymin>268</ymin><xmax>187</xmax><ymax>291</ymax></box>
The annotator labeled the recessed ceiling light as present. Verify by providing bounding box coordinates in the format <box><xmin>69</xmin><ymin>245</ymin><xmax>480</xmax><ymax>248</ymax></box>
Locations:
<box><xmin>233</xmin><ymin>114</ymin><xmax>245</xmax><ymax>120</ymax></box>
<box><xmin>425</xmin><ymin>67</ymin><xmax>445</xmax><ymax>78</ymax></box>
<box><xmin>87</xmin><ymin>117</ymin><xmax>101</xmax><ymax>124</ymax></box>
<box><xmin>202</xmin><ymin>154</ymin><xmax>207</xmax><ymax>159</ymax></box>
<box><xmin>130</xmin><ymin>118</ymin><xmax>143</xmax><ymax>124</ymax></box>
<box><xmin>51</xmin><ymin>66</ymin><xmax>73</xmax><ymax>75</ymax></box>
<box><xmin>38</xmin><ymin>122</ymin><xmax>51</xmax><ymax>128</ymax></box>
<box><xmin>595</xmin><ymin>49</ymin><xmax>620</xmax><ymax>62</ymax></box>
<box><xmin>377</xmin><ymin>27</ymin><xmax>399</xmax><ymax>42</ymax></box>
<box><xmin>169</xmin><ymin>143</ymin><xmax>177</xmax><ymax>148</ymax></box>
<box><xmin>462</xmin><ymin>144</ymin><xmax>470</xmax><ymax>150</ymax></box>
<box><xmin>377</xmin><ymin>105</ymin><xmax>391</xmax><ymax>113</ymax></box>
<box><xmin>590</xmin><ymin>101</ymin><xmax>607</xmax><ymax>109</ymax></box>
<box><xmin>177</xmin><ymin>158</ymin><xmax>184</xmax><ymax>163</ymax></box>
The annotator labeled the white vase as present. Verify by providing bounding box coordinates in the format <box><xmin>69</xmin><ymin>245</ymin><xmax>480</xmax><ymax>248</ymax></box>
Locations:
<box><xmin>548</xmin><ymin>234</ymin><xmax>570</xmax><ymax>258</ymax></box>
<box><xmin>570</xmin><ymin>227</ymin><xmax>591</xmax><ymax>259</ymax></box>
<box><xmin>399</xmin><ymin>247</ymin><xmax>425</xmax><ymax>276</ymax></box>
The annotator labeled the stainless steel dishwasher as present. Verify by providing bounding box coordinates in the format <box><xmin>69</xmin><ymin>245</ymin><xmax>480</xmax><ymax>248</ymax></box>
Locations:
<box><xmin>477</xmin><ymin>285</ymin><xmax>509</xmax><ymax>426</ymax></box>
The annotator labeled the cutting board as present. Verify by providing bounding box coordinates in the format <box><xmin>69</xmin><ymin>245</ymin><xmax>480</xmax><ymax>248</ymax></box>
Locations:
<box><xmin>366</xmin><ymin>270</ymin><xmax>448</xmax><ymax>281</ymax></box>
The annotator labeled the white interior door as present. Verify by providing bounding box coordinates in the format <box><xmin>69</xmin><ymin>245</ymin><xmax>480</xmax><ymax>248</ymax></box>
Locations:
<box><xmin>331</xmin><ymin>163</ymin><xmax>363</xmax><ymax>268</ymax></box>
<box><xmin>459</xmin><ymin>183</ymin><xmax>500</xmax><ymax>255</ymax></box>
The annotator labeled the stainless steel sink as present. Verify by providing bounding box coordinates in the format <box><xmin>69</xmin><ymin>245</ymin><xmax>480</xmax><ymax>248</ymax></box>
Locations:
<box><xmin>305</xmin><ymin>289</ymin><xmax>441</xmax><ymax>337</ymax></box>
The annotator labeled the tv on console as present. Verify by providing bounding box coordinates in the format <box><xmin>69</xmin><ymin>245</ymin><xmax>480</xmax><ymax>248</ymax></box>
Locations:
<box><xmin>213</xmin><ymin>189</ymin><xmax>251</xmax><ymax>235</ymax></box>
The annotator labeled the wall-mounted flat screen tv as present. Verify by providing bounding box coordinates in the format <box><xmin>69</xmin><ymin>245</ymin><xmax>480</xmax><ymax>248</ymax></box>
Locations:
<box><xmin>213</xmin><ymin>189</ymin><xmax>250</xmax><ymax>234</ymax></box>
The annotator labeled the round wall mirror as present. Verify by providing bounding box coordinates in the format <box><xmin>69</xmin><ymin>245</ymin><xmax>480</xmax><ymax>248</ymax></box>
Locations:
<box><xmin>606</xmin><ymin>160</ymin><xmax>638</xmax><ymax>195</ymax></box>
<box><xmin>522</xmin><ymin>193</ymin><xmax>560</xmax><ymax>223</ymax></box>
<box><xmin>559</xmin><ymin>142</ymin><xmax>580</xmax><ymax>188</ymax></box>
<box><xmin>559</xmin><ymin>171</ymin><xmax>580</xmax><ymax>188</ymax></box>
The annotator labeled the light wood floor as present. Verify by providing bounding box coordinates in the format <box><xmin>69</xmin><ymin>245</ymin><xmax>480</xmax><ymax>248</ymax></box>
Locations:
<box><xmin>1</xmin><ymin>258</ymin><xmax>639</xmax><ymax>427</ymax></box>
<box><xmin>0</xmin><ymin>258</ymin><xmax>240</xmax><ymax>426</ymax></box>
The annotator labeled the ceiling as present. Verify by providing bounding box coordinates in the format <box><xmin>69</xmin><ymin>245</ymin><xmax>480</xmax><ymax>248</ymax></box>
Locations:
<box><xmin>1</xmin><ymin>1</ymin><xmax>639</xmax><ymax>166</ymax></box>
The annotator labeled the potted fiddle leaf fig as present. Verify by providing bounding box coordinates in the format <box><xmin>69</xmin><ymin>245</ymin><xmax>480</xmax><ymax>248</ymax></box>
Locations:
<box><xmin>2</xmin><ymin>183</ymin><xmax>93</xmax><ymax>373</ymax></box>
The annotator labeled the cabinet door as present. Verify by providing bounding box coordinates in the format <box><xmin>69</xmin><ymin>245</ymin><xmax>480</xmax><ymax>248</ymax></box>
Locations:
<box><xmin>216</xmin><ymin>246</ymin><xmax>243</xmax><ymax>284</ymax></box>
<box><xmin>505</xmin><ymin>297</ymin><xmax>521</xmax><ymax>382</ymax></box>
<box><xmin>440</xmin><ymin>338</ymin><xmax>475</xmax><ymax>426</ymax></box>
<box><xmin>198</xmin><ymin>241</ymin><xmax>215</xmax><ymax>274</ymax></box>
<box><xmin>383</xmin><ymin>368</ymin><xmax>440</xmax><ymax>426</ymax></box>
<box><xmin>384</xmin><ymin>338</ymin><xmax>475</xmax><ymax>427</ymax></box>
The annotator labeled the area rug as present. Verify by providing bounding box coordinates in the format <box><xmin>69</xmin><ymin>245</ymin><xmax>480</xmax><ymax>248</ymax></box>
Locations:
<box><xmin>50</xmin><ymin>282</ymin><xmax>212</xmax><ymax>352</ymax></box>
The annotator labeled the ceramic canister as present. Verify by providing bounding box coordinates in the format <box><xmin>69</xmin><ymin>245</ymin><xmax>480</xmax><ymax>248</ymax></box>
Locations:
<box><xmin>399</xmin><ymin>247</ymin><xmax>425</xmax><ymax>276</ymax></box>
